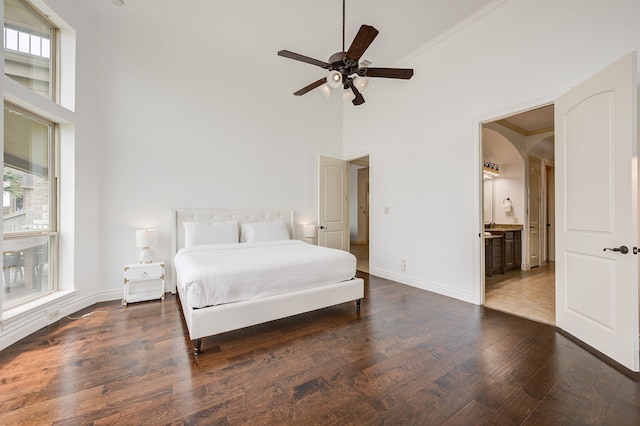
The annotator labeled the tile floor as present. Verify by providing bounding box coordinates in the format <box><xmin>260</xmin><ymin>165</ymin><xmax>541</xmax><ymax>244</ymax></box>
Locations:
<box><xmin>484</xmin><ymin>262</ymin><xmax>556</xmax><ymax>325</ymax></box>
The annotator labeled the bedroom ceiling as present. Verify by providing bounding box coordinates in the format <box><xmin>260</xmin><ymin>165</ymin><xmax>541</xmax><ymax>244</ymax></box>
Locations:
<box><xmin>85</xmin><ymin>0</ymin><xmax>497</xmax><ymax>89</ymax></box>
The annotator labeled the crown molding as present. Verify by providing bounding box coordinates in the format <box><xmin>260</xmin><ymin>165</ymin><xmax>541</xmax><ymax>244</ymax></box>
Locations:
<box><xmin>396</xmin><ymin>0</ymin><xmax>511</xmax><ymax>66</ymax></box>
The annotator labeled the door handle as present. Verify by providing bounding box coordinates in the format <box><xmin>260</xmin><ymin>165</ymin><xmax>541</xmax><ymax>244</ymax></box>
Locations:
<box><xmin>318</xmin><ymin>225</ymin><xmax>326</xmax><ymax>230</ymax></box>
<box><xmin>603</xmin><ymin>245</ymin><xmax>629</xmax><ymax>254</ymax></box>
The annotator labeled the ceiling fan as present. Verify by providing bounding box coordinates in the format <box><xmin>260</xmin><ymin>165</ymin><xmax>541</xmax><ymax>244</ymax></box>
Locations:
<box><xmin>277</xmin><ymin>0</ymin><xmax>413</xmax><ymax>106</ymax></box>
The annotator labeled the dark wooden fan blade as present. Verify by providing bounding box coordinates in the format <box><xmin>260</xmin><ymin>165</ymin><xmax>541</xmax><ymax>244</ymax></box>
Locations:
<box><xmin>345</xmin><ymin>25</ymin><xmax>379</xmax><ymax>63</ymax></box>
<box><xmin>278</xmin><ymin>50</ymin><xmax>330</xmax><ymax>69</ymax></box>
<box><xmin>364</xmin><ymin>67</ymin><xmax>414</xmax><ymax>79</ymax></box>
<box><xmin>293</xmin><ymin>77</ymin><xmax>327</xmax><ymax>96</ymax></box>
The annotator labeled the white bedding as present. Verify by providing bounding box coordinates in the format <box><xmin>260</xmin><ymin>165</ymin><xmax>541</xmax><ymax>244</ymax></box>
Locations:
<box><xmin>174</xmin><ymin>240</ymin><xmax>357</xmax><ymax>308</ymax></box>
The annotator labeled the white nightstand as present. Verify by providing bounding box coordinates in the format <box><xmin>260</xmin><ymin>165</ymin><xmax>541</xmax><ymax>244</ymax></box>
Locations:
<box><xmin>123</xmin><ymin>260</ymin><xmax>165</xmax><ymax>305</ymax></box>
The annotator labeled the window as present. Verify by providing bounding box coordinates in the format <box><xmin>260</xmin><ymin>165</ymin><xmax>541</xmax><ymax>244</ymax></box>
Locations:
<box><xmin>3</xmin><ymin>103</ymin><xmax>57</xmax><ymax>309</ymax></box>
<box><xmin>4</xmin><ymin>0</ymin><xmax>55</xmax><ymax>100</ymax></box>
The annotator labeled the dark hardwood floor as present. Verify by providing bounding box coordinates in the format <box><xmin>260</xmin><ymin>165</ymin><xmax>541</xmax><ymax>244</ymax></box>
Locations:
<box><xmin>1</xmin><ymin>272</ymin><xmax>639</xmax><ymax>425</ymax></box>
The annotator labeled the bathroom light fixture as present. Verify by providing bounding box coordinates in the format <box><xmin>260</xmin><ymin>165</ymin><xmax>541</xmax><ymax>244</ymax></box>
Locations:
<box><xmin>483</xmin><ymin>161</ymin><xmax>500</xmax><ymax>177</ymax></box>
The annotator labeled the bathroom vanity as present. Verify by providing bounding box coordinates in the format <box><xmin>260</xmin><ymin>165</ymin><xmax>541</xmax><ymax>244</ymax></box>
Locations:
<box><xmin>484</xmin><ymin>225</ymin><xmax>522</xmax><ymax>277</ymax></box>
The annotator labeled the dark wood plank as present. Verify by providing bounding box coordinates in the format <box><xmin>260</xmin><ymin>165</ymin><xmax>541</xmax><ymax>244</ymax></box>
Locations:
<box><xmin>0</xmin><ymin>273</ymin><xmax>639</xmax><ymax>424</ymax></box>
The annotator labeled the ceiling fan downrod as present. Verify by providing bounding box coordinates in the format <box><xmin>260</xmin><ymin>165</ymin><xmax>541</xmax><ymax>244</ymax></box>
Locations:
<box><xmin>342</xmin><ymin>0</ymin><xmax>345</xmax><ymax>53</ymax></box>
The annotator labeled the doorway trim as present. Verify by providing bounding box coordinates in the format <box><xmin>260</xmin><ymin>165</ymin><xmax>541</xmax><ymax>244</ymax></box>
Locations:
<box><xmin>346</xmin><ymin>152</ymin><xmax>372</xmax><ymax>271</ymax></box>
<box><xmin>473</xmin><ymin>95</ymin><xmax>559</xmax><ymax>305</ymax></box>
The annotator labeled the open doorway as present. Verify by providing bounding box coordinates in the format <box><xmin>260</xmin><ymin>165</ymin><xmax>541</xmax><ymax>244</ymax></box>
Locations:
<box><xmin>348</xmin><ymin>156</ymin><xmax>369</xmax><ymax>273</ymax></box>
<box><xmin>482</xmin><ymin>105</ymin><xmax>556</xmax><ymax>325</ymax></box>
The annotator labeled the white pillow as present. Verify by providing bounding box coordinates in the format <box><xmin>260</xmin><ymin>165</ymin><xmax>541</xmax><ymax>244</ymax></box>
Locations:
<box><xmin>240</xmin><ymin>221</ymin><xmax>290</xmax><ymax>243</ymax></box>
<box><xmin>183</xmin><ymin>220</ymin><xmax>239</xmax><ymax>247</ymax></box>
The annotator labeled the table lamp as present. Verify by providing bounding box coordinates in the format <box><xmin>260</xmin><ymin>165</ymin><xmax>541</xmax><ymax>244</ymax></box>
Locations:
<box><xmin>136</xmin><ymin>229</ymin><xmax>158</xmax><ymax>264</ymax></box>
<box><xmin>303</xmin><ymin>224</ymin><xmax>316</xmax><ymax>242</ymax></box>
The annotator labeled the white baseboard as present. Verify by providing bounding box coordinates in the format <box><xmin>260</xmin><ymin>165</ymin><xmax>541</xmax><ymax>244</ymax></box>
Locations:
<box><xmin>0</xmin><ymin>289</ymin><xmax>124</xmax><ymax>352</ymax></box>
<box><xmin>369</xmin><ymin>267</ymin><xmax>475</xmax><ymax>304</ymax></box>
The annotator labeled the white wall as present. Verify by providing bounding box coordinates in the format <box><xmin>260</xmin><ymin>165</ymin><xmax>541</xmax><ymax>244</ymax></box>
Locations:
<box><xmin>342</xmin><ymin>0</ymin><xmax>640</xmax><ymax>303</ymax></box>
<box><xmin>95</xmin><ymin>16</ymin><xmax>344</xmax><ymax>293</ymax></box>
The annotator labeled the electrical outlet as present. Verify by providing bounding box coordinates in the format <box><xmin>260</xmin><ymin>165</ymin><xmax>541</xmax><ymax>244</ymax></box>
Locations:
<box><xmin>48</xmin><ymin>310</ymin><xmax>59</xmax><ymax>321</ymax></box>
<box><xmin>401</xmin><ymin>260</ymin><xmax>406</xmax><ymax>271</ymax></box>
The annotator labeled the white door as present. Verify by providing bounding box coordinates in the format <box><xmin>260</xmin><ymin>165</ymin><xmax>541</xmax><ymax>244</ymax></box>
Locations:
<box><xmin>528</xmin><ymin>157</ymin><xmax>541</xmax><ymax>268</ymax></box>
<box><xmin>555</xmin><ymin>52</ymin><xmax>639</xmax><ymax>371</ymax></box>
<box><xmin>318</xmin><ymin>156</ymin><xmax>349</xmax><ymax>250</ymax></box>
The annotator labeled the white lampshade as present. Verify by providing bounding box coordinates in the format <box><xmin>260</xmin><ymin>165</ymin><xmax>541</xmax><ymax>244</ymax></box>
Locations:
<box><xmin>136</xmin><ymin>229</ymin><xmax>158</xmax><ymax>248</ymax></box>
<box><xmin>327</xmin><ymin>70</ymin><xmax>342</xmax><ymax>89</ymax></box>
<box><xmin>136</xmin><ymin>229</ymin><xmax>157</xmax><ymax>264</ymax></box>
<box><xmin>303</xmin><ymin>224</ymin><xmax>316</xmax><ymax>238</ymax></box>
<box><xmin>353</xmin><ymin>75</ymin><xmax>369</xmax><ymax>91</ymax></box>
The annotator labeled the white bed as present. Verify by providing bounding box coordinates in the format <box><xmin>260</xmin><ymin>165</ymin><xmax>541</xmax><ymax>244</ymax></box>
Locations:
<box><xmin>171</xmin><ymin>209</ymin><xmax>364</xmax><ymax>355</ymax></box>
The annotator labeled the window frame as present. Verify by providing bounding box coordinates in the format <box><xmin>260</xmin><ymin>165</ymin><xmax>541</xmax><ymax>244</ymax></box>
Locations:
<box><xmin>3</xmin><ymin>0</ymin><xmax>58</xmax><ymax>102</ymax></box>
<box><xmin>3</xmin><ymin>101</ymin><xmax>59</xmax><ymax>309</ymax></box>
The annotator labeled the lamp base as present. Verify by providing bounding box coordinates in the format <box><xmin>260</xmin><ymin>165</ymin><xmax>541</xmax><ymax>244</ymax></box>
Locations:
<box><xmin>139</xmin><ymin>247</ymin><xmax>154</xmax><ymax>264</ymax></box>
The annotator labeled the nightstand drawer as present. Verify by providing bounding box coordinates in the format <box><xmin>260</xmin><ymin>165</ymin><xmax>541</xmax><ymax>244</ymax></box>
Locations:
<box><xmin>124</xmin><ymin>263</ymin><xmax>164</xmax><ymax>281</ymax></box>
<box><xmin>123</xmin><ymin>260</ymin><xmax>165</xmax><ymax>304</ymax></box>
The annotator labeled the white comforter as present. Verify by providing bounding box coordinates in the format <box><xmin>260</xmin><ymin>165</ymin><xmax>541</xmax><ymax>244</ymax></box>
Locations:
<box><xmin>174</xmin><ymin>240</ymin><xmax>357</xmax><ymax>308</ymax></box>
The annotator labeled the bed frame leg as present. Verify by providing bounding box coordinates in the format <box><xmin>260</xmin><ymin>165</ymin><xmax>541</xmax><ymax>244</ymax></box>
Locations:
<box><xmin>193</xmin><ymin>338</ymin><xmax>202</xmax><ymax>356</ymax></box>
<box><xmin>356</xmin><ymin>299</ymin><xmax>361</xmax><ymax>311</ymax></box>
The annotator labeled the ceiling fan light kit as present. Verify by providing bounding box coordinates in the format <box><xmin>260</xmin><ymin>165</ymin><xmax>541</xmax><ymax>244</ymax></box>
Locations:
<box><xmin>327</xmin><ymin>70</ymin><xmax>343</xmax><ymax>88</ymax></box>
<box><xmin>353</xmin><ymin>75</ymin><xmax>369</xmax><ymax>91</ymax></box>
<box><xmin>277</xmin><ymin>0</ymin><xmax>413</xmax><ymax>106</ymax></box>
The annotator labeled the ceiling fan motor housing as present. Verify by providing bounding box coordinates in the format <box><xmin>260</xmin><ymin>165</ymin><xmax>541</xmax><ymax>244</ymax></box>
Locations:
<box><xmin>328</xmin><ymin>51</ymin><xmax>361</xmax><ymax>88</ymax></box>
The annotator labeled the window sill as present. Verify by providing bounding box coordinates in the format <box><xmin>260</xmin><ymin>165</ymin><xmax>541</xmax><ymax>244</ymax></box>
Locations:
<box><xmin>2</xmin><ymin>289</ymin><xmax>76</xmax><ymax>322</ymax></box>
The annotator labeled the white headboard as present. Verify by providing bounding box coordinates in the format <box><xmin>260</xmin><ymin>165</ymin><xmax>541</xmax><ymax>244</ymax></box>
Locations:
<box><xmin>170</xmin><ymin>209</ymin><xmax>295</xmax><ymax>293</ymax></box>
